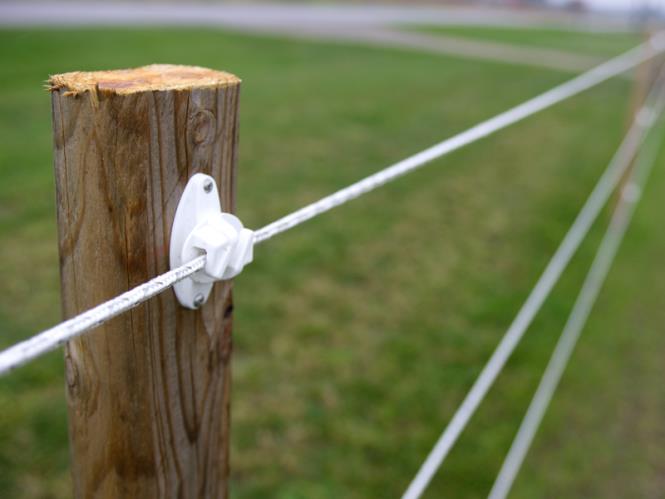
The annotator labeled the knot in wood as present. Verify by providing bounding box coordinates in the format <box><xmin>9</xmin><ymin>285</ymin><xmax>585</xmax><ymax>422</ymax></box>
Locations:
<box><xmin>190</xmin><ymin>109</ymin><xmax>216</xmax><ymax>146</ymax></box>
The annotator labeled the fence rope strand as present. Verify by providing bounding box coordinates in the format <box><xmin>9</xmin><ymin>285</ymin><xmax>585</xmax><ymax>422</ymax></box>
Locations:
<box><xmin>0</xmin><ymin>37</ymin><xmax>663</xmax><ymax>376</ymax></box>
<box><xmin>487</xmin><ymin>98</ymin><xmax>665</xmax><ymax>499</ymax></box>
<box><xmin>0</xmin><ymin>255</ymin><xmax>206</xmax><ymax>375</ymax></box>
<box><xmin>400</xmin><ymin>67</ymin><xmax>665</xmax><ymax>499</ymax></box>
<box><xmin>254</xmin><ymin>35</ymin><xmax>665</xmax><ymax>244</ymax></box>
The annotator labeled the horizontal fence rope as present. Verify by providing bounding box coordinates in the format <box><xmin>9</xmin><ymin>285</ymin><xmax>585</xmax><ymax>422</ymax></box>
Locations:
<box><xmin>0</xmin><ymin>36</ymin><xmax>663</xmax><ymax>377</ymax></box>
<box><xmin>253</xmin><ymin>34</ymin><xmax>665</xmax><ymax>244</ymax></box>
<box><xmin>487</xmin><ymin>104</ymin><xmax>665</xmax><ymax>499</ymax></box>
<box><xmin>0</xmin><ymin>256</ymin><xmax>206</xmax><ymax>375</ymax></box>
<box><xmin>400</xmin><ymin>69</ymin><xmax>665</xmax><ymax>499</ymax></box>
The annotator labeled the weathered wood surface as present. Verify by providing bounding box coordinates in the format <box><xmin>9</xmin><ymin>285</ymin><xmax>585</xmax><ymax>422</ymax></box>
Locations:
<box><xmin>50</xmin><ymin>65</ymin><xmax>240</xmax><ymax>499</ymax></box>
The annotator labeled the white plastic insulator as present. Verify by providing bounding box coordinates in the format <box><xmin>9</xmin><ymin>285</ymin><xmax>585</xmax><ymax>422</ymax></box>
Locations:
<box><xmin>170</xmin><ymin>173</ymin><xmax>254</xmax><ymax>309</ymax></box>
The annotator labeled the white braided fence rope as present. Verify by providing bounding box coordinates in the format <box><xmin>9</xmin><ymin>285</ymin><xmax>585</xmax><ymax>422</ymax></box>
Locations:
<box><xmin>0</xmin><ymin>255</ymin><xmax>205</xmax><ymax>375</ymax></box>
<box><xmin>400</xmin><ymin>65</ymin><xmax>665</xmax><ymax>499</ymax></box>
<box><xmin>0</xmin><ymin>36</ymin><xmax>663</xmax><ymax>376</ymax></box>
<box><xmin>253</xmin><ymin>35</ymin><xmax>665</xmax><ymax>243</ymax></box>
<box><xmin>487</xmin><ymin>97</ymin><xmax>665</xmax><ymax>499</ymax></box>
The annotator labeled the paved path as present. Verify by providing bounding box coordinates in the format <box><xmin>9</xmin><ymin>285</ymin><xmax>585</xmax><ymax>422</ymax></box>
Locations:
<box><xmin>280</xmin><ymin>26</ymin><xmax>603</xmax><ymax>72</ymax></box>
<box><xmin>0</xmin><ymin>3</ymin><xmax>635</xmax><ymax>31</ymax></box>
<box><xmin>0</xmin><ymin>2</ymin><xmax>638</xmax><ymax>72</ymax></box>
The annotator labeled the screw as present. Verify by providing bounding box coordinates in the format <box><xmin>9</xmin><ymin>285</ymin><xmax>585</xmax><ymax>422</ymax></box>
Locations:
<box><xmin>203</xmin><ymin>179</ymin><xmax>214</xmax><ymax>194</ymax></box>
<box><xmin>193</xmin><ymin>293</ymin><xmax>205</xmax><ymax>308</ymax></box>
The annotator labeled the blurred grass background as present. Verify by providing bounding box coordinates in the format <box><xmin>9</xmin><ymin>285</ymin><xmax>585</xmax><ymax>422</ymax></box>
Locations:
<box><xmin>1</xmin><ymin>25</ymin><xmax>664</xmax><ymax>498</ymax></box>
<box><xmin>408</xmin><ymin>25</ymin><xmax>641</xmax><ymax>56</ymax></box>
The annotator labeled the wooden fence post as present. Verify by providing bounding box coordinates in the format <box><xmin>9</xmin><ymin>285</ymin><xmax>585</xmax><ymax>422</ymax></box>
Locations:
<box><xmin>616</xmin><ymin>29</ymin><xmax>658</xmax><ymax>205</ymax></box>
<box><xmin>50</xmin><ymin>65</ymin><xmax>241</xmax><ymax>498</ymax></box>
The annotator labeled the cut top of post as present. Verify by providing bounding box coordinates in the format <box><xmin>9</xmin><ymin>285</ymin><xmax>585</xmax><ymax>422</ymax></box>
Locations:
<box><xmin>49</xmin><ymin>64</ymin><xmax>240</xmax><ymax>97</ymax></box>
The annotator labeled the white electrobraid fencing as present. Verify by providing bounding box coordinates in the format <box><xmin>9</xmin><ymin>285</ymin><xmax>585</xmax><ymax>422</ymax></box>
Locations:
<box><xmin>402</xmin><ymin>66</ymin><xmax>665</xmax><ymax>499</ymax></box>
<box><xmin>1</xmin><ymin>36</ymin><xmax>664</xmax><ymax>375</ymax></box>
<box><xmin>0</xmin><ymin>33</ymin><xmax>664</xmax><ymax>499</ymax></box>
<box><xmin>487</xmin><ymin>101</ymin><xmax>665</xmax><ymax>499</ymax></box>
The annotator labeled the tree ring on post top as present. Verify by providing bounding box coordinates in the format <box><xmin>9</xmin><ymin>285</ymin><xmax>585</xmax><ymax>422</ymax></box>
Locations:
<box><xmin>48</xmin><ymin>64</ymin><xmax>241</xmax><ymax>107</ymax></box>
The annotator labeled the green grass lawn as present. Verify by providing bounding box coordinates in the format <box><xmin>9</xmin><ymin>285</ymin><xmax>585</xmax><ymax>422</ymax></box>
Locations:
<box><xmin>408</xmin><ymin>25</ymin><xmax>642</xmax><ymax>57</ymax></box>
<box><xmin>1</xmin><ymin>27</ymin><xmax>664</xmax><ymax>499</ymax></box>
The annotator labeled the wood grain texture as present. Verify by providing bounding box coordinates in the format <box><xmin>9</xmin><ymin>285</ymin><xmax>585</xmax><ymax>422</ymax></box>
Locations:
<box><xmin>50</xmin><ymin>65</ymin><xmax>240</xmax><ymax>499</ymax></box>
